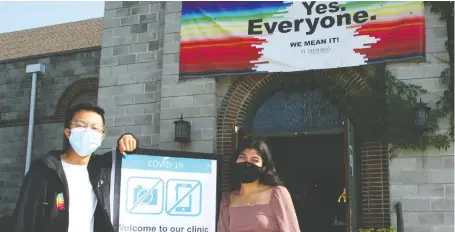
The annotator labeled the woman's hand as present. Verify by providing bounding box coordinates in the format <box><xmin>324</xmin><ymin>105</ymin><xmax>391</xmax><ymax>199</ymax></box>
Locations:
<box><xmin>117</xmin><ymin>134</ymin><xmax>137</xmax><ymax>155</ymax></box>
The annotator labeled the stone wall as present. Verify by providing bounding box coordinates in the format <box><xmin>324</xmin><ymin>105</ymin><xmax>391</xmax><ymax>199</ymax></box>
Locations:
<box><xmin>102</xmin><ymin>1</ymin><xmax>217</xmax><ymax>153</ymax></box>
<box><xmin>99</xmin><ymin>1</ymin><xmax>165</xmax><ymax>153</ymax></box>
<box><xmin>0</xmin><ymin>49</ymin><xmax>101</xmax><ymax>216</ymax></box>
<box><xmin>159</xmin><ymin>2</ymin><xmax>217</xmax><ymax>153</ymax></box>
<box><xmin>388</xmin><ymin>6</ymin><xmax>454</xmax><ymax>232</ymax></box>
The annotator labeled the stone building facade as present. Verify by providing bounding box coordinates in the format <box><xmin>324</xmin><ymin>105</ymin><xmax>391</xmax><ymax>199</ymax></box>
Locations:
<box><xmin>0</xmin><ymin>2</ymin><xmax>453</xmax><ymax>232</ymax></box>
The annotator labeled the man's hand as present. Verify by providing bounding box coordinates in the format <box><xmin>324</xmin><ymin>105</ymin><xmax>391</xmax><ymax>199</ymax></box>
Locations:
<box><xmin>118</xmin><ymin>134</ymin><xmax>137</xmax><ymax>155</ymax></box>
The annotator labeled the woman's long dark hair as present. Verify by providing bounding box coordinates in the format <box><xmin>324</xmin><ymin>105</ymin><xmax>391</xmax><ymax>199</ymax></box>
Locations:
<box><xmin>228</xmin><ymin>139</ymin><xmax>284</xmax><ymax>191</ymax></box>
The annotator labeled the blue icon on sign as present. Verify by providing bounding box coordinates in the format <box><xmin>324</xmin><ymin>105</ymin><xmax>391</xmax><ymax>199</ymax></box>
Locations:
<box><xmin>134</xmin><ymin>186</ymin><xmax>158</xmax><ymax>205</ymax></box>
<box><xmin>165</xmin><ymin>179</ymin><xmax>202</xmax><ymax>216</ymax></box>
<box><xmin>127</xmin><ymin>177</ymin><xmax>164</xmax><ymax>214</ymax></box>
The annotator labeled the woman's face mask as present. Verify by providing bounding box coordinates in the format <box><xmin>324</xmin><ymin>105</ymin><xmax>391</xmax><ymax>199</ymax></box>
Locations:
<box><xmin>69</xmin><ymin>127</ymin><xmax>103</xmax><ymax>157</ymax></box>
<box><xmin>233</xmin><ymin>162</ymin><xmax>264</xmax><ymax>183</ymax></box>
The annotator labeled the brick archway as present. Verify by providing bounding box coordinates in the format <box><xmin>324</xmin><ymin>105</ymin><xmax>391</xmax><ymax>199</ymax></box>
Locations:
<box><xmin>54</xmin><ymin>78</ymin><xmax>99</xmax><ymax>119</ymax></box>
<box><xmin>216</xmin><ymin>67</ymin><xmax>371</xmax><ymax>160</ymax></box>
<box><xmin>216</xmin><ymin>68</ymin><xmax>390</xmax><ymax>228</ymax></box>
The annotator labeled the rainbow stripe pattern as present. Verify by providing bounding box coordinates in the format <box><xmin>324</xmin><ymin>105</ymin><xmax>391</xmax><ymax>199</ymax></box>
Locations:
<box><xmin>56</xmin><ymin>192</ymin><xmax>65</xmax><ymax>211</ymax></box>
<box><xmin>180</xmin><ymin>1</ymin><xmax>425</xmax><ymax>78</ymax></box>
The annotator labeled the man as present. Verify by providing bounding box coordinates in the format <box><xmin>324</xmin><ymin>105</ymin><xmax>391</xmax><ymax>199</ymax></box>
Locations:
<box><xmin>13</xmin><ymin>103</ymin><xmax>138</xmax><ymax>232</ymax></box>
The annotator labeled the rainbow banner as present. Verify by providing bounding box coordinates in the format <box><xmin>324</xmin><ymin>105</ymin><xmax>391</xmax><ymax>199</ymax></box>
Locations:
<box><xmin>180</xmin><ymin>1</ymin><xmax>425</xmax><ymax>78</ymax></box>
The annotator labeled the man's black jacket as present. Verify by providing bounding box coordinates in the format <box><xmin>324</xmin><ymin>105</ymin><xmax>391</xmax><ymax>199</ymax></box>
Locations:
<box><xmin>13</xmin><ymin>136</ymin><xmax>138</xmax><ymax>232</ymax></box>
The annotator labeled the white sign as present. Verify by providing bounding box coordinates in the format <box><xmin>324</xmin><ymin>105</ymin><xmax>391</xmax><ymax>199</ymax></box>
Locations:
<box><xmin>117</xmin><ymin>153</ymin><xmax>218</xmax><ymax>232</ymax></box>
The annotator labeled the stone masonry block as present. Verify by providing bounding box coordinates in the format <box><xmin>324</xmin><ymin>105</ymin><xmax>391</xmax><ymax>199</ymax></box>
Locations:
<box><xmin>403</xmin><ymin>199</ymin><xmax>431</xmax><ymax>212</ymax></box>
<box><xmin>161</xmin><ymin>107</ymin><xmax>202</xmax><ymax>120</ymax></box>
<box><xmin>134</xmin><ymin>114</ymin><xmax>154</xmax><ymax>125</ymax></box>
<box><xmin>130</xmin><ymin>43</ymin><xmax>148</xmax><ymax>54</ymax></box>
<box><xmin>444</xmin><ymin>184</ymin><xmax>454</xmax><ymax>199</ymax></box>
<box><xmin>127</xmin><ymin>62</ymin><xmax>158</xmax><ymax>73</ymax></box>
<box><xmin>105</xmin><ymin>1</ymin><xmax>123</xmax><ymax>10</ymax></box>
<box><xmin>150</xmin><ymin>2</ymin><xmax>165</xmax><ymax>12</ymax></box>
<box><xmin>163</xmin><ymin>53</ymin><xmax>178</xmax><ymax>64</ymax></box>
<box><xmin>115</xmin><ymin>8</ymin><xmax>130</xmax><ymax>17</ymax></box>
<box><xmin>162</xmin><ymin>63</ymin><xmax>179</xmax><ymax>75</ymax></box>
<box><xmin>124</xmin><ymin>104</ymin><xmax>146</xmax><ymax>116</ymax></box>
<box><xmin>136</xmin><ymin>72</ymin><xmax>156</xmax><ymax>83</ymax></box>
<box><xmin>111</xmin><ymin>64</ymin><xmax>129</xmax><ymax>75</ymax></box>
<box><xmin>99</xmin><ymin>85</ymin><xmax>124</xmax><ymax>97</ymax></box>
<box><xmin>98</xmin><ymin>97</ymin><xmax>115</xmax><ymax>107</ymax></box>
<box><xmin>443</xmin><ymin>156</ymin><xmax>454</xmax><ymax>168</ymax></box>
<box><xmin>391</xmin><ymin>185</ymin><xmax>418</xmax><ymax>198</ymax></box>
<box><xmin>104</xmin><ymin>18</ymin><xmax>122</xmax><ymax>29</ymax></box>
<box><xmin>418</xmin><ymin>184</ymin><xmax>445</xmax><ymax>198</ymax></box>
<box><xmin>134</xmin><ymin>93</ymin><xmax>157</xmax><ymax>104</ymax></box>
<box><xmin>400</xmin><ymin>171</ymin><xmax>430</xmax><ymax>184</ymax></box>
<box><xmin>202</xmin><ymin>128</ymin><xmax>214</xmax><ymax>140</ymax></box>
<box><xmin>145</xmin><ymin>81</ymin><xmax>158</xmax><ymax>92</ymax></box>
<box><xmin>123</xmin><ymin>83</ymin><xmax>145</xmax><ymax>94</ymax></box>
<box><xmin>99</xmin><ymin>77</ymin><xmax>119</xmax><ymax>87</ymax></box>
<box><xmin>431</xmin><ymin>199</ymin><xmax>454</xmax><ymax>211</ymax></box>
<box><xmin>114</xmin><ymin>115</ymin><xmax>134</xmax><ymax>126</ymax></box>
<box><xmin>132</xmin><ymin>5</ymin><xmax>150</xmax><ymax>15</ymax></box>
<box><xmin>148</xmin><ymin>41</ymin><xmax>160</xmax><ymax>51</ymax></box>
<box><xmin>123</xmin><ymin>125</ymin><xmax>143</xmax><ymax>135</ymax></box>
<box><xmin>165</xmin><ymin>2</ymin><xmax>182</xmax><ymax>13</ymax></box>
<box><xmin>118</xmin><ymin>54</ymin><xmax>137</xmax><ymax>65</ymax></box>
<box><xmin>121</xmin><ymin>15</ymin><xmax>140</xmax><ymax>26</ymax></box>
<box><xmin>190</xmin><ymin>117</ymin><xmax>216</xmax><ymax>129</ymax></box>
<box><xmin>122</xmin><ymin>1</ymin><xmax>140</xmax><ymax>7</ymax></box>
<box><xmin>140</xmin><ymin>13</ymin><xmax>158</xmax><ymax>23</ymax></box>
<box><xmin>391</xmin><ymin>158</ymin><xmax>418</xmax><ymax>171</ymax></box>
<box><xmin>164</xmin><ymin>12</ymin><xmax>181</xmax><ymax>34</ymax></box>
<box><xmin>432</xmin><ymin>225</ymin><xmax>455</xmax><ymax>232</ymax></box>
<box><xmin>445</xmin><ymin>212</ymin><xmax>454</xmax><ymax>224</ymax></box>
<box><xmin>159</xmin><ymin>131</ymin><xmax>174</xmax><ymax>143</ymax></box>
<box><xmin>116</xmin><ymin>34</ymin><xmax>138</xmax><ymax>46</ymax></box>
<box><xmin>163</xmin><ymin>41</ymin><xmax>180</xmax><ymax>54</ymax></box>
<box><xmin>115</xmin><ymin>95</ymin><xmax>135</xmax><ymax>106</ymax></box>
<box><xmin>104</xmin><ymin>106</ymin><xmax>125</xmax><ymax>117</ymax></box>
<box><xmin>131</xmin><ymin>23</ymin><xmax>148</xmax><ymax>34</ymax></box>
<box><xmin>137</xmin><ymin>52</ymin><xmax>157</xmax><ymax>63</ymax></box>
<box><xmin>118</xmin><ymin>73</ymin><xmax>136</xmax><ymax>85</ymax></box>
<box><xmin>169</xmin><ymin>96</ymin><xmax>193</xmax><ymax>108</ymax></box>
<box><xmin>100</xmin><ymin>57</ymin><xmax>118</xmax><ymax>67</ymax></box>
<box><xmin>138</xmin><ymin>32</ymin><xmax>158</xmax><ymax>43</ymax></box>
<box><xmin>418</xmin><ymin>212</ymin><xmax>445</xmax><ymax>225</ymax></box>
<box><xmin>101</xmin><ymin>47</ymin><xmax>114</xmax><ymax>58</ymax></box>
<box><xmin>113</xmin><ymin>45</ymin><xmax>130</xmax><ymax>56</ymax></box>
<box><xmin>106</xmin><ymin>127</ymin><xmax>123</xmax><ymax>137</ymax></box>
<box><xmin>113</xmin><ymin>26</ymin><xmax>132</xmax><ymax>37</ymax></box>
<box><xmin>430</xmin><ymin>170</ymin><xmax>454</xmax><ymax>183</ymax></box>
<box><xmin>417</xmin><ymin>157</ymin><xmax>444</xmax><ymax>169</ymax></box>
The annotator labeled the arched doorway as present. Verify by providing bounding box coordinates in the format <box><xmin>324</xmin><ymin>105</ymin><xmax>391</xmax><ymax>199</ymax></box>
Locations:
<box><xmin>54</xmin><ymin>78</ymin><xmax>99</xmax><ymax>149</ymax></box>
<box><xmin>216</xmin><ymin>70</ymin><xmax>391</xmax><ymax>230</ymax></box>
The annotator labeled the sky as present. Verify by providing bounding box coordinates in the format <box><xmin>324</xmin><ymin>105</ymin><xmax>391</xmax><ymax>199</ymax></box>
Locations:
<box><xmin>0</xmin><ymin>1</ymin><xmax>105</xmax><ymax>34</ymax></box>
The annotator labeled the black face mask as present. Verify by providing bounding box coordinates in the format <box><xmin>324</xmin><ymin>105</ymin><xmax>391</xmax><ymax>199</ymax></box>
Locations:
<box><xmin>233</xmin><ymin>162</ymin><xmax>264</xmax><ymax>183</ymax></box>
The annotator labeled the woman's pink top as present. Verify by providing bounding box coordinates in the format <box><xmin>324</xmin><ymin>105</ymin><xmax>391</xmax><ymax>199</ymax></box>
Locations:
<box><xmin>217</xmin><ymin>186</ymin><xmax>300</xmax><ymax>232</ymax></box>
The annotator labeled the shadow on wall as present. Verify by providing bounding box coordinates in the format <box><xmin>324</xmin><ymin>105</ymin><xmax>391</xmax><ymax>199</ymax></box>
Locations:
<box><xmin>0</xmin><ymin>216</ymin><xmax>13</xmax><ymax>232</ymax></box>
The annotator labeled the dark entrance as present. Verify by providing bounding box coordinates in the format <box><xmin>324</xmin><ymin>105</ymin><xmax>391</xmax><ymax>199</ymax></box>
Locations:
<box><xmin>237</xmin><ymin>89</ymin><xmax>360</xmax><ymax>232</ymax></box>
<box><xmin>267</xmin><ymin>134</ymin><xmax>346</xmax><ymax>232</ymax></box>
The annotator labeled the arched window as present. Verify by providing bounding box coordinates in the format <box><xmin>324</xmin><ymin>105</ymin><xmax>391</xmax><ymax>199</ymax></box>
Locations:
<box><xmin>250</xmin><ymin>91</ymin><xmax>344</xmax><ymax>135</ymax></box>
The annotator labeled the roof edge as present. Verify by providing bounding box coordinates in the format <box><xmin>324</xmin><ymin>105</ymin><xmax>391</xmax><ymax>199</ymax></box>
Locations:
<box><xmin>0</xmin><ymin>46</ymin><xmax>101</xmax><ymax>65</ymax></box>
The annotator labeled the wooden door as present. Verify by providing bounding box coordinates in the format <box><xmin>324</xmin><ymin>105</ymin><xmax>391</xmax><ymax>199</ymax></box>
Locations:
<box><xmin>344</xmin><ymin>118</ymin><xmax>359</xmax><ymax>232</ymax></box>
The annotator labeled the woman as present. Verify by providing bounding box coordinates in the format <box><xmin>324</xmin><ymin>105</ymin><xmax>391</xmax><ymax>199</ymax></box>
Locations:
<box><xmin>217</xmin><ymin>139</ymin><xmax>300</xmax><ymax>232</ymax></box>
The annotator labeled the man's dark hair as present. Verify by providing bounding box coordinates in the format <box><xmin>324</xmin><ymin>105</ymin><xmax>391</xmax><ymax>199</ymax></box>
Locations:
<box><xmin>64</xmin><ymin>102</ymin><xmax>105</xmax><ymax>129</ymax></box>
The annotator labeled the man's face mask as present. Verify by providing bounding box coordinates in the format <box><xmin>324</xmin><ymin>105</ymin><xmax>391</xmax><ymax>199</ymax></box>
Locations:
<box><xmin>69</xmin><ymin>127</ymin><xmax>102</xmax><ymax>157</ymax></box>
<box><xmin>233</xmin><ymin>162</ymin><xmax>265</xmax><ymax>183</ymax></box>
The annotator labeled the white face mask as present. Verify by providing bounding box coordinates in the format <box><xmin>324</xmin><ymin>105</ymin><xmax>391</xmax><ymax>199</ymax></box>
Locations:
<box><xmin>69</xmin><ymin>127</ymin><xmax>103</xmax><ymax>157</ymax></box>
